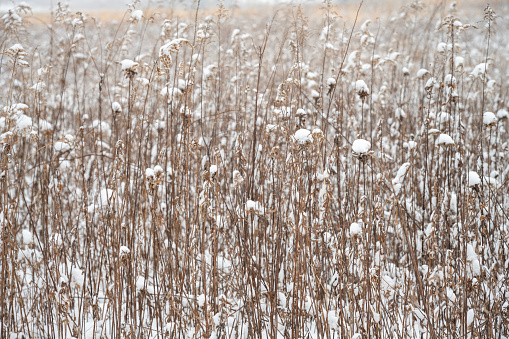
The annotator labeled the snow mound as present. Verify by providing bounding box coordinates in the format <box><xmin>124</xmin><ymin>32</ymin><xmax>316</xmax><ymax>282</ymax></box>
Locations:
<box><xmin>246</xmin><ymin>200</ymin><xmax>265</xmax><ymax>215</ymax></box>
<box><xmin>483</xmin><ymin>112</ymin><xmax>497</xmax><ymax>126</ymax></box>
<box><xmin>352</xmin><ymin>138</ymin><xmax>371</xmax><ymax>154</ymax></box>
<box><xmin>468</xmin><ymin>171</ymin><xmax>481</xmax><ymax>187</ymax></box>
<box><xmin>416</xmin><ymin>68</ymin><xmax>429</xmax><ymax>79</ymax></box>
<box><xmin>120</xmin><ymin>59</ymin><xmax>138</xmax><ymax>71</ymax></box>
<box><xmin>435</xmin><ymin>133</ymin><xmax>454</xmax><ymax>146</ymax></box>
<box><xmin>350</xmin><ymin>222</ymin><xmax>362</xmax><ymax>236</ymax></box>
<box><xmin>355</xmin><ymin>80</ymin><xmax>369</xmax><ymax>96</ymax></box>
<box><xmin>294</xmin><ymin>129</ymin><xmax>313</xmax><ymax>145</ymax></box>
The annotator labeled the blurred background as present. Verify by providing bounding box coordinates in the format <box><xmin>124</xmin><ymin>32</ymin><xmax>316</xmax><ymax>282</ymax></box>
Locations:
<box><xmin>0</xmin><ymin>0</ymin><xmax>423</xmax><ymax>12</ymax></box>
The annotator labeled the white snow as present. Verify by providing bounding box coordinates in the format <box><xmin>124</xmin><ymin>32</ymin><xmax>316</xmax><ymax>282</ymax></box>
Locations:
<box><xmin>352</xmin><ymin>138</ymin><xmax>371</xmax><ymax>154</ymax></box>
<box><xmin>154</xmin><ymin>165</ymin><xmax>164</xmax><ymax>175</ymax></box>
<box><xmin>119</xmin><ymin>246</ymin><xmax>130</xmax><ymax>256</ymax></box>
<box><xmin>54</xmin><ymin>141</ymin><xmax>71</xmax><ymax>152</ymax></box>
<box><xmin>416</xmin><ymin>68</ymin><xmax>429</xmax><ymax>79</ymax></box>
<box><xmin>497</xmin><ymin>109</ymin><xmax>508</xmax><ymax>119</ymax></box>
<box><xmin>470</xmin><ymin>63</ymin><xmax>487</xmax><ymax>78</ymax></box>
<box><xmin>483</xmin><ymin>111</ymin><xmax>497</xmax><ymax>126</ymax></box>
<box><xmin>296</xmin><ymin>108</ymin><xmax>307</xmax><ymax>116</ymax></box>
<box><xmin>393</xmin><ymin>162</ymin><xmax>411</xmax><ymax>185</ymax></box>
<box><xmin>130</xmin><ymin>10</ymin><xmax>143</xmax><ymax>21</ymax></box>
<box><xmin>468</xmin><ymin>171</ymin><xmax>481</xmax><ymax>187</ymax></box>
<box><xmin>16</xmin><ymin>114</ymin><xmax>32</xmax><ymax>130</ymax></box>
<box><xmin>355</xmin><ymin>79</ymin><xmax>369</xmax><ymax>95</ymax></box>
<box><xmin>38</xmin><ymin>119</ymin><xmax>53</xmax><ymax>131</ymax></box>
<box><xmin>392</xmin><ymin>162</ymin><xmax>411</xmax><ymax>194</ymax></box>
<box><xmin>467</xmin><ymin>309</ymin><xmax>474</xmax><ymax>327</ymax></box>
<box><xmin>246</xmin><ymin>200</ymin><xmax>265</xmax><ymax>215</ymax></box>
<box><xmin>197</xmin><ymin>294</ymin><xmax>206</xmax><ymax>307</ymax></box>
<box><xmin>22</xmin><ymin>229</ymin><xmax>33</xmax><ymax>244</ymax></box>
<box><xmin>120</xmin><ymin>59</ymin><xmax>138</xmax><ymax>71</ymax></box>
<box><xmin>437</xmin><ymin>111</ymin><xmax>451</xmax><ymax>124</ymax></box>
<box><xmin>467</xmin><ymin>243</ymin><xmax>480</xmax><ymax>276</ymax></box>
<box><xmin>160</xmin><ymin>38</ymin><xmax>191</xmax><ymax>57</ymax></box>
<box><xmin>435</xmin><ymin>133</ymin><xmax>454</xmax><ymax>146</ymax></box>
<box><xmin>146</xmin><ymin>168</ymin><xmax>155</xmax><ymax>178</ymax></box>
<box><xmin>294</xmin><ymin>129</ymin><xmax>313</xmax><ymax>144</ymax></box>
<box><xmin>425</xmin><ymin>77</ymin><xmax>436</xmax><ymax>90</ymax></box>
<box><xmin>407</xmin><ymin>140</ymin><xmax>417</xmax><ymax>150</ymax></box>
<box><xmin>71</xmin><ymin>267</ymin><xmax>84</xmax><ymax>288</ymax></box>
<box><xmin>112</xmin><ymin>101</ymin><xmax>122</xmax><ymax>112</ymax></box>
<box><xmin>446</xmin><ymin>287</ymin><xmax>456</xmax><ymax>303</ymax></box>
<box><xmin>350</xmin><ymin>222</ymin><xmax>362</xmax><ymax>236</ymax></box>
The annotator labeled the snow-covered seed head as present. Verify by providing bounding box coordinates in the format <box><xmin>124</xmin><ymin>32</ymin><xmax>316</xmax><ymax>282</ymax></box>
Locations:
<box><xmin>311</xmin><ymin>89</ymin><xmax>320</xmax><ymax>104</ymax></box>
<box><xmin>352</xmin><ymin>138</ymin><xmax>371</xmax><ymax>161</ymax></box>
<box><xmin>425</xmin><ymin>77</ymin><xmax>436</xmax><ymax>94</ymax></box>
<box><xmin>350</xmin><ymin>222</ymin><xmax>362</xmax><ymax>237</ymax></box>
<box><xmin>468</xmin><ymin>171</ymin><xmax>481</xmax><ymax>188</ymax></box>
<box><xmin>296</xmin><ymin>108</ymin><xmax>307</xmax><ymax>117</ymax></box>
<box><xmin>112</xmin><ymin>102</ymin><xmax>122</xmax><ymax>114</ymax></box>
<box><xmin>327</xmin><ymin>77</ymin><xmax>336</xmax><ymax>95</ymax></box>
<box><xmin>159</xmin><ymin>38</ymin><xmax>192</xmax><ymax>71</ymax></box>
<box><xmin>483</xmin><ymin>112</ymin><xmax>497</xmax><ymax>127</ymax></box>
<box><xmin>416</xmin><ymin>68</ymin><xmax>430</xmax><ymax>79</ymax></box>
<box><xmin>120</xmin><ymin>59</ymin><xmax>138</xmax><ymax>79</ymax></box>
<box><xmin>294</xmin><ymin>128</ymin><xmax>313</xmax><ymax>145</ymax></box>
<box><xmin>130</xmin><ymin>9</ymin><xmax>143</xmax><ymax>23</ymax></box>
<box><xmin>119</xmin><ymin>245</ymin><xmax>130</xmax><ymax>257</ymax></box>
<box><xmin>233</xmin><ymin>170</ymin><xmax>244</xmax><ymax>188</ymax></box>
<box><xmin>3</xmin><ymin>43</ymin><xmax>27</xmax><ymax>58</ymax></box>
<box><xmin>435</xmin><ymin>133</ymin><xmax>455</xmax><ymax>147</ymax></box>
<box><xmin>355</xmin><ymin>80</ymin><xmax>369</xmax><ymax>99</ymax></box>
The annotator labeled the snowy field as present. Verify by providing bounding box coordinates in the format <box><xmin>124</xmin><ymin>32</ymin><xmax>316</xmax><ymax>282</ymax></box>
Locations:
<box><xmin>1</xmin><ymin>0</ymin><xmax>509</xmax><ymax>338</ymax></box>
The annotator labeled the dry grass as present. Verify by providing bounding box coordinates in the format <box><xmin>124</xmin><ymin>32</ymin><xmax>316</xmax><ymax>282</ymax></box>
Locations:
<box><xmin>0</xmin><ymin>0</ymin><xmax>508</xmax><ymax>338</ymax></box>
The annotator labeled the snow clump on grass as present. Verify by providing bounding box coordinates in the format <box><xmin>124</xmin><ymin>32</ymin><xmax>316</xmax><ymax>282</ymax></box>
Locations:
<box><xmin>468</xmin><ymin>171</ymin><xmax>481</xmax><ymax>187</ymax></box>
<box><xmin>352</xmin><ymin>138</ymin><xmax>370</xmax><ymax>155</ymax></box>
<box><xmin>120</xmin><ymin>59</ymin><xmax>138</xmax><ymax>71</ymax></box>
<box><xmin>130</xmin><ymin>9</ymin><xmax>143</xmax><ymax>22</ymax></box>
<box><xmin>435</xmin><ymin>133</ymin><xmax>454</xmax><ymax>146</ymax></box>
<box><xmin>119</xmin><ymin>246</ymin><xmax>130</xmax><ymax>257</ymax></box>
<box><xmin>294</xmin><ymin>128</ymin><xmax>313</xmax><ymax>145</ymax></box>
<box><xmin>350</xmin><ymin>222</ymin><xmax>362</xmax><ymax>236</ymax></box>
<box><xmin>392</xmin><ymin>162</ymin><xmax>411</xmax><ymax>195</ymax></box>
<box><xmin>482</xmin><ymin>112</ymin><xmax>497</xmax><ymax>126</ymax></box>
<box><xmin>355</xmin><ymin>79</ymin><xmax>369</xmax><ymax>99</ymax></box>
<box><xmin>146</xmin><ymin>168</ymin><xmax>155</xmax><ymax>178</ymax></box>
<box><xmin>245</xmin><ymin>200</ymin><xmax>265</xmax><ymax>215</ymax></box>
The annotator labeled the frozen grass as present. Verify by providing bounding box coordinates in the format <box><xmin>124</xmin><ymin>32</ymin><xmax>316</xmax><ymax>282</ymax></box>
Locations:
<box><xmin>1</xmin><ymin>0</ymin><xmax>509</xmax><ymax>338</ymax></box>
